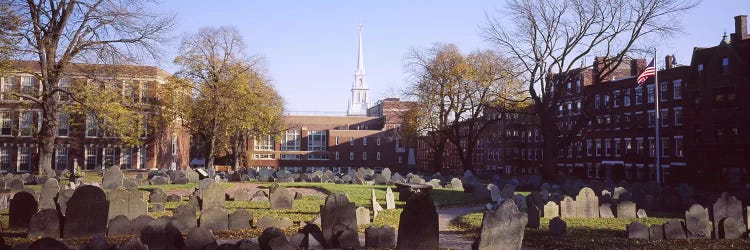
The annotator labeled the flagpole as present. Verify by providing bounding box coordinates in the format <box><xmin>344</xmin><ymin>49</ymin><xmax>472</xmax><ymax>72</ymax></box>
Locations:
<box><xmin>654</xmin><ymin>48</ymin><xmax>661</xmax><ymax>186</ymax></box>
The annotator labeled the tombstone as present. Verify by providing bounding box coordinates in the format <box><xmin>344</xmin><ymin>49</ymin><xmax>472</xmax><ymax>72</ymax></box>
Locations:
<box><xmin>450</xmin><ymin>178</ymin><xmax>463</xmax><ymax>190</ymax></box>
<box><xmin>64</xmin><ymin>185</ymin><xmax>109</xmax><ymax>238</ymax></box>
<box><xmin>103</xmin><ymin>167</ymin><xmax>124</xmax><ymax>190</ymax></box>
<box><xmin>259</xmin><ymin>227</ymin><xmax>293</xmax><ymax>250</ymax></box>
<box><xmin>166</xmin><ymin>194</ymin><xmax>181</xmax><ymax>202</ymax></box>
<box><xmin>151</xmin><ymin>203</ymin><xmax>166</xmax><ymax>212</ymax></box>
<box><xmin>487</xmin><ymin>184</ymin><xmax>501</xmax><ymax>202</ymax></box>
<box><xmin>365</xmin><ymin>225</ymin><xmax>396</xmax><ymax>248</ymax></box>
<box><xmin>560</xmin><ymin>196</ymin><xmax>576</xmax><ymax>218</ymax></box>
<box><xmin>107</xmin><ymin>215</ymin><xmax>135</xmax><ymax>237</ymax></box>
<box><xmin>371</xmin><ymin>189</ymin><xmax>384</xmax><ymax>218</ymax></box>
<box><xmin>131</xmin><ymin>215</ymin><xmax>154</xmax><ymax>235</ymax></box>
<box><xmin>256</xmin><ymin>216</ymin><xmax>293</xmax><ymax>229</ymax></box>
<box><xmin>649</xmin><ymin>224</ymin><xmax>664</xmax><ymax>240</ymax></box>
<box><xmin>10</xmin><ymin>178</ymin><xmax>24</xmax><ymax>191</ymax></box>
<box><xmin>612</xmin><ymin>186</ymin><xmax>627</xmax><ymax>200</ymax></box>
<box><xmin>123</xmin><ymin>178</ymin><xmax>139</xmax><ymax>189</ymax></box>
<box><xmin>201</xmin><ymin>180</ymin><xmax>226</xmax><ymax>211</ymax></box>
<box><xmin>574</xmin><ymin>187</ymin><xmax>599</xmax><ymax>218</ymax></box>
<box><xmin>200</xmin><ymin>207</ymin><xmax>229</xmax><ymax>231</ymax></box>
<box><xmin>150</xmin><ymin>176</ymin><xmax>170</xmax><ymax>185</ymax></box>
<box><xmin>118</xmin><ymin>238</ymin><xmax>148</xmax><ymax>250</ymax></box>
<box><xmin>171</xmin><ymin>171</ymin><xmax>188</xmax><ymax>185</ymax></box>
<box><xmin>234</xmin><ymin>189</ymin><xmax>251</xmax><ymax>201</ymax></box>
<box><xmin>526</xmin><ymin>200</ymin><xmax>540</xmax><ymax>229</ymax></box>
<box><xmin>228</xmin><ymin>209</ymin><xmax>253</xmax><ymax>230</ymax></box>
<box><xmin>543</xmin><ymin>201</ymin><xmax>559</xmax><ymax>218</ymax></box>
<box><xmin>540</xmin><ymin>217</ymin><xmax>562</xmax><ymax>239</ymax></box>
<box><xmin>269</xmin><ymin>185</ymin><xmax>293</xmax><ymax>210</ymax></box>
<box><xmin>473</xmin><ymin>199</ymin><xmax>528</xmax><ymax>250</ymax></box>
<box><xmin>55</xmin><ymin>189</ymin><xmax>73</xmax><ymax>216</ymax></box>
<box><xmin>599</xmin><ymin>203</ymin><xmax>615</xmax><ymax>218</ymax></box>
<box><xmin>319</xmin><ymin>193</ymin><xmax>359</xmax><ymax>248</ymax></box>
<box><xmin>149</xmin><ymin>189</ymin><xmax>167</xmax><ymax>204</ymax></box>
<box><xmin>385</xmin><ymin>187</ymin><xmax>396</xmax><ymax>210</ymax></box>
<box><xmin>396</xmin><ymin>191</ymin><xmax>438</xmax><ymax>250</ymax></box>
<box><xmin>712</xmin><ymin>192</ymin><xmax>744</xmax><ymax>238</ymax></box>
<box><xmin>677</xmin><ymin>203</ymin><xmax>707</xmax><ymax>239</ymax></box>
<box><xmin>27</xmin><ymin>237</ymin><xmax>70</xmax><ymax>250</ymax></box>
<box><xmin>616</xmin><ymin>201</ymin><xmax>637</xmax><ymax>219</ymax></box>
<box><xmin>185</xmin><ymin>227</ymin><xmax>217</xmax><ymax>250</ymax></box>
<box><xmin>664</xmin><ymin>220</ymin><xmax>687</xmax><ymax>239</ymax></box>
<box><xmin>28</xmin><ymin>209</ymin><xmax>61</xmax><ymax>238</ymax></box>
<box><xmin>513</xmin><ymin>194</ymin><xmax>527</xmax><ymax>210</ymax></box>
<box><xmin>627</xmin><ymin>221</ymin><xmax>649</xmax><ymax>239</ymax></box>
<box><xmin>637</xmin><ymin>209</ymin><xmax>648</xmax><ymax>218</ymax></box>
<box><xmin>39</xmin><ymin>178</ymin><xmax>60</xmax><ymax>210</ymax></box>
<box><xmin>173</xmin><ymin>204</ymin><xmax>198</xmax><ymax>231</ymax></box>
<box><xmin>718</xmin><ymin>217</ymin><xmax>744</xmax><ymax>239</ymax></box>
<box><xmin>9</xmin><ymin>191</ymin><xmax>37</xmax><ymax>229</ymax></box>
<box><xmin>356</xmin><ymin>206</ymin><xmax>371</xmax><ymax>226</ymax></box>
<box><xmin>140</xmin><ymin>217</ymin><xmax>185</xmax><ymax>250</ymax></box>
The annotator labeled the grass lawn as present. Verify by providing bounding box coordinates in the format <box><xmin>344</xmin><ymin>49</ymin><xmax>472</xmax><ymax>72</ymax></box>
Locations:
<box><xmin>451</xmin><ymin>212</ymin><xmax>750</xmax><ymax>249</ymax></box>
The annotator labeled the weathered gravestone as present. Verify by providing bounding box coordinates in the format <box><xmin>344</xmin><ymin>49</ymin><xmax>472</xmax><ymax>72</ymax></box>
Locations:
<box><xmin>39</xmin><ymin>178</ymin><xmax>60</xmax><ymax>210</ymax></box>
<box><xmin>627</xmin><ymin>221</ymin><xmax>649</xmax><ymax>239</ymax></box>
<box><xmin>173</xmin><ymin>204</ymin><xmax>198</xmax><ymax>231</ymax></box>
<box><xmin>637</xmin><ymin>209</ymin><xmax>648</xmax><ymax>218</ymax></box>
<box><xmin>501</xmin><ymin>184</ymin><xmax>516</xmax><ymax>200</ymax></box>
<box><xmin>151</xmin><ymin>203</ymin><xmax>166</xmax><ymax>212</ymax></box>
<box><xmin>320</xmin><ymin>193</ymin><xmax>359</xmax><ymax>248</ymax></box>
<box><xmin>185</xmin><ymin>227</ymin><xmax>217</xmax><ymax>250</ymax></box>
<box><xmin>234</xmin><ymin>189</ymin><xmax>251</xmax><ymax>201</ymax></box>
<box><xmin>229</xmin><ymin>209</ymin><xmax>253</xmax><ymax>230</ymax></box>
<box><xmin>56</xmin><ymin>189</ymin><xmax>75</xmax><ymax>216</ymax></box>
<box><xmin>450</xmin><ymin>178</ymin><xmax>463</xmax><ymax>190</ymax></box>
<box><xmin>166</xmin><ymin>194</ymin><xmax>181</xmax><ymax>202</ymax></box>
<box><xmin>371</xmin><ymin>189</ymin><xmax>384</xmax><ymax>218</ymax></box>
<box><xmin>356</xmin><ymin>206</ymin><xmax>371</xmax><ymax>226</ymax></box>
<box><xmin>543</xmin><ymin>201</ymin><xmax>559</xmax><ymax>218</ymax></box>
<box><xmin>201</xmin><ymin>180</ymin><xmax>225</xmax><ymax>211</ymax></box>
<box><xmin>9</xmin><ymin>191</ymin><xmax>37</xmax><ymax>229</ymax></box>
<box><xmin>712</xmin><ymin>192</ymin><xmax>744</xmax><ymax>238</ymax></box>
<box><xmin>575</xmin><ymin>187</ymin><xmax>599</xmax><ymax>218</ymax></box>
<box><xmin>28</xmin><ymin>209</ymin><xmax>60</xmax><ymax>238</ymax></box>
<box><xmin>10</xmin><ymin>178</ymin><xmax>24</xmax><ymax>191</ymax></box>
<box><xmin>256</xmin><ymin>216</ymin><xmax>293</xmax><ymax>229</ymax></box>
<box><xmin>649</xmin><ymin>224</ymin><xmax>664</xmax><ymax>240</ymax></box>
<box><xmin>526</xmin><ymin>200</ymin><xmax>540</xmax><ymax>229</ymax></box>
<box><xmin>107</xmin><ymin>215</ymin><xmax>134</xmax><ymax>236</ymax></box>
<box><xmin>385</xmin><ymin>187</ymin><xmax>396</xmax><ymax>210</ymax></box>
<box><xmin>149</xmin><ymin>188</ymin><xmax>167</xmax><ymax>204</ymax></box>
<box><xmin>132</xmin><ymin>215</ymin><xmax>155</xmax><ymax>235</ymax></box>
<box><xmin>487</xmin><ymin>184</ymin><xmax>501</xmax><ymax>202</ymax></box>
<box><xmin>664</xmin><ymin>220</ymin><xmax>687</xmax><ymax>239</ymax></box>
<box><xmin>118</xmin><ymin>238</ymin><xmax>148</xmax><ymax>250</ymax></box>
<box><xmin>172</xmin><ymin>170</ymin><xmax>188</xmax><ymax>185</ymax></box>
<box><xmin>719</xmin><ymin>217</ymin><xmax>745</xmax><ymax>239</ymax></box>
<box><xmin>560</xmin><ymin>196</ymin><xmax>576</xmax><ymax>218</ymax></box>
<box><xmin>473</xmin><ymin>199</ymin><xmax>528</xmax><ymax>250</ymax></box>
<box><xmin>140</xmin><ymin>217</ymin><xmax>185</xmax><ymax>250</ymax></box>
<box><xmin>549</xmin><ymin>217</ymin><xmax>566</xmax><ymax>237</ymax></box>
<box><xmin>365</xmin><ymin>225</ymin><xmax>396</xmax><ymax>248</ymax></box>
<box><xmin>108</xmin><ymin>189</ymin><xmax>148</xmax><ymax>220</ymax></box>
<box><xmin>64</xmin><ymin>185</ymin><xmax>109</xmax><ymax>238</ymax></box>
<box><xmin>27</xmin><ymin>237</ymin><xmax>70</xmax><ymax>250</ymax></box>
<box><xmin>599</xmin><ymin>203</ymin><xmax>615</xmax><ymax>218</ymax></box>
<box><xmin>269</xmin><ymin>185</ymin><xmax>293</xmax><ymax>210</ymax></box>
<box><xmin>616</xmin><ymin>201</ymin><xmax>637</xmax><ymax>219</ymax></box>
<box><xmin>396</xmin><ymin>191</ymin><xmax>438</xmax><ymax>250</ymax></box>
<box><xmin>102</xmin><ymin>167</ymin><xmax>124</xmax><ymax>190</ymax></box>
<box><xmin>259</xmin><ymin>227</ymin><xmax>293</xmax><ymax>250</ymax></box>
<box><xmin>200</xmin><ymin>207</ymin><xmax>229</xmax><ymax>231</ymax></box>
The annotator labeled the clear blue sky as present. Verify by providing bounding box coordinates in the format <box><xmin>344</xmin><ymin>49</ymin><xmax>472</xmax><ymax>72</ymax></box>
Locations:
<box><xmin>154</xmin><ymin>0</ymin><xmax>750</xmax><ymax>115</ymax></box>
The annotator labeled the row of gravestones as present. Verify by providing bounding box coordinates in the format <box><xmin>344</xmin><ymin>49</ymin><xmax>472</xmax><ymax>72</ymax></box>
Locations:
<box><xmin>540</xmin><ymin>187</ymin><xmax>648</xmax><ymax>219</ymax></box>
<box><xmin>629</xmin><ymin>192</ymin><xmax>749</xmax><ymax>240</ymax></box>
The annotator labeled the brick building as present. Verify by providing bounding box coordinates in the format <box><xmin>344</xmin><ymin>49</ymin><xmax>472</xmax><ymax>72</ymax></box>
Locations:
<box><xmin>0</xmin><ymin>61</ymin><xmax>190</xmax><ymax>173</ymax></box>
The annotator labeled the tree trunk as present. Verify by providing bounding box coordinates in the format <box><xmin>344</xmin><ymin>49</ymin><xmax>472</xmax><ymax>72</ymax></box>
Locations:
<box><xmin>39</xmin><ymin>85</ymin><xmax>58</xmax><ymax>177</ymax></box>
<box><xmin>462</xmin><ymin>146</ymin><xmax>474</xmax><ymax>174</ymax></box>
<box><xmin>205</xmin><ymin>135</ymin><xmax>216</xmax><ymax>173</ymax></box>
<box><xmin>540</xmin><ymin>111</ymin><xmax>560</xmax><ymax>181</ymax></box>
<box><xmin>430</xmin><ymin>141</ymin><xmax>445</xmax><ymax>173</ymax></box>
<box><xmin>231</xmin><ymin>134</ymin><xmax>240</xmax><ymax>171</ymax></box>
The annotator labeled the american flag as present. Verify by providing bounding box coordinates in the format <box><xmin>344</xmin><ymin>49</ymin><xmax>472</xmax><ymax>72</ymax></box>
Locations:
<box><xmin>637</xmin><ymin>59</ymin><xmax>655</xmax><ymax>85</ymax></box>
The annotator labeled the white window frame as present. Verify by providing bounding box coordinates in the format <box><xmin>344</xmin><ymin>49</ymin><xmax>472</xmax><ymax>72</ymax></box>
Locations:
<box><xmin>1</xmin><ymin>77</ymin><xmax>15</xmax><ymax>100</ymax></box>
<box><xmin>376</xmin><ymin>137</ymin><xmax>381</xmax><ymax>146</ymax></box>
<box><xmin>673</xmin><ymin>80</ymin><xmax>682</xmax><ymax>100</ymax></box>
<box><xmin>624</xmin><ymin>90</ymin><xmax>631</xmax><ymax>106</ymax></box>
<box><xmin>58</xmin><ymin>111</ymin><xmax>69</xmax><ymax>137</ymax></box>
<box><xmin>17</xmin><ymin>146</ymin><xmax>32</xmax><ymax>172</ymax></box>
<box><xmin>86</xmin><ymin>112</ymin><xmax>99</xmax><ymax>137</ymax></box>
<box><xmin>102</xmin><ymin>147</ymin><xmax>116</xmax><ymax>169</ymax></box>
<box><xmin>120</xmin><ymin>147</ymin><xmax>133</xmax><ymax>169</ymax></box>
<box><xmin>55</xmin><ymin>146</ymin><xmax>68</xmax><ymax>170</ymax></box>
<box><xmin>281</xmin><ymin>130</ymin><xmax>301</xmax><ymax>151</ymax></box>
<box><xmin>307</xmin><ymin>130</ymin><xmax>327</xmax><ymax>151</ymax></box>
<box><xmin>647</xmin><ymin>84</ymin><xmax>655</xmax><ymax>103</ymax></box>
<box><xmin>674</xmin><ymin>107</ymin><xmax>683</xmax><ymax>126</ymax></box>
<box><xmin>674</xmin><ymin>136</ymin><xmax>684</xmax><ymax>158</ymax></box>
<box><xmin>363</xmin><ymin>137</ymin><xmax>367</xmax><ymax>145</ymax></box>
<box><xmin>614</xmin><ymin>139</ymin><xmax>621</xmax><ymax>157</ymax></box>
<box><xmin>335</xmin><ymin>151</ymin><xmax>339</xmax><ymax>160</ymax></box>
<box><xmin>254</xmin><ymin>135</ymin><xmax>274</xmax><ymax>151</ymax></box>
<box><xmin>139</xmin><ymin>147</ymin><xmax>146</xmax><ymax>169</ymax></box>
<box><xmin>58</xmin><ymin>78</ymin><xmax>72</xmax><ymax>102</ymax></box>
<box><xmin>349</xmin><ymin>152</ymin><xmax>354</xmax><ymax>160</ymax></box>
<box><xmin>18</xmin><ymin>111</ymin><xmax>33</xmax><ymax>137</ymax></box>
<box><xmin>350</xmin><ymin>136</ymin><xmax>354</xmax><ymax>145</ymax></box>
<box><xmin>362</xmin><ymin>152</ymin><xmax>367</xmax><ymax>160</ymax></box>
<box><xmin>0</xmin><ymin>147</ymin><xmax>9</xmax><ymax>171</ymax></box>
<box><xmin>0</xmin><ymin>111</ymin><xmax>13</xmax><ymax>136</ymax></box>
<box><xmin>613</xmin><ymin>90</ymin><xmax>620</xmax><ymax>107</ymax></box>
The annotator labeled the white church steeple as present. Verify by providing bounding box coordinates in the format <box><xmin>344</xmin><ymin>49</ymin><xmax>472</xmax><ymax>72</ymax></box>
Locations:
<box><xmin>347</xmin><ymin>25</ymin><xmax>370</xmax><ymax>116</ymax></box>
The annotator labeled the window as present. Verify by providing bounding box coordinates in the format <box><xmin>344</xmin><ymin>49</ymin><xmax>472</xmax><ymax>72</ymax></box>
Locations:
<box><xmin>674</xmin><ymin>136</ymin><xmax>684</xmax><ymax>158</ymax></box>
<box><xmin>19</xmin><ymin>111</ymin><xmax>33</xmax><ymax>137</ymax></box>
<box><xmin>0</xmin><ymin>147</ymin><xmax>9</xmax><ymax>171</ymax></box>
<box><xmin>595</xmin><ymin>139</ymin><xmax>601</xmax><ymax>156</ymax></box>
<box><xmin>614</xmin><ymin>139</ymin><xmax>621</xmax><ymax>157</ymax></box>
<box><xmin>398</xmin><ymin>156</ymin><xmax>402</xmax><ymax>164</ymax></box>
<box><xmin>349</xmin><ymin>152</ymin><xmax>354</xmax><ymax>160</ymax></box>
<box><xmin>55</xmin><ymin>146</ymin><xmax>68</xmax><ymax>170</ymax></box>
<box><xmin>122</xmin><ymin>80</ymin><xmax>136</xmax><ymax>103</ymax></box>
<box><xmin>335</xmin><ymin>136</ymin><xmax>339</xmax><ymax>145</ymax></box>
<box><xmin>253</xmin><ymin>154</ymin><xmax>274</xmax><ymax>159</ymax></box>
<box><xmin>647</xmin><ymin>84</ymin><xmax>655</xmax><ymax>103</ymax></box>
<box><xmin>624</xmin><ymin>90</ymin><xmax>630</xmax><ymax>106</ymax></box>
<box><xmin>595</xmin><ymin>94</ymin><xmax>600</xmax><ymax>110</ymax></box>
<box><xmin>58</xmin><ymin>112</ymin><xmax>69</xmax><ymax>137</ymax></box>
<box><xmin>85</xmin><ymin>147</ymin><xmax>100</xmax><ymax>169</ymax></box>
<box><xmin>648</xmin><ymin>110</ymin><xmax>656</xmax><ymax>128</ymax></box>
<box><xmin>566</xmin><ymin>101</ymin><xmax>572</xmax><ymax>115</ymax></box>
<box><xmin>335</xmin><ymin>151</ymin><xmax>339</xmax><ymax>160</ymax></box>
<box><xmin>721</xmin><ymin>57</ymin><xmax>729</xmax><ymax>74</ymax></box>
<box><xmin>350</xmin><ymin>137</ymin><xmax>354</xmax><ymax>145</ymax></box>
<box><xmin>0</xmin><ymin>111</ymin><xmax>12</xmax><ymax>136</ymax></box>
<box><xmin>254</xmin><ymin>135</ymin><xmax>274</xmax><ymax>151</ymax></box>
<box><xmin>308</xmin><ymin>130</ymin><xmax>327</xmax><ymax>151</ymax></box>
<box><xmin>362</xmin><ymin>152</ymin><xmax>367</xmax><ymax>160</ymax></box>
<box><xmin>674</xmin><ymin>108</ymin><xmax>683</xmax><ymax>126</ymax></box>
<box><xmin>673</xmin><ymin>80</ymin><xmax>682</xmax><ymax>100</ymax></box>
<box><xmin>280</xmin><ymin>154</ymin><xmax>301</xmax><ymax>160</ymax></box>
<box><xmin>605</xmin><ymin>139</ymin><xmax>611</xmax><ymax>156</ymax></box>
<box><xmin>140</xmin><ymin>82</ymin><xmax>149</xmax><ymax>103</ymax></box>
<box><xmin>648</xmin><ymin>138</ymin><xmax>655</xmax><ymax>157</ymax></box>
<box><xmin>558</xmin><ymin>106</ymin><xmax>563</xmax><ymax>116</ymax></box>
<box><xmin>121</xmin><ymin>148</ymin><xmax>133</xmax><ymax>169</ymax></box>
<box><xmin>625</xmin><ymin>139</ymin><xmax>632</xmax><ymax>155</ymax></box>
<box><xmin>363</xmin><ymin>137</ymin><xmax>367</xmax><ymax>145</ymax></box>
<box><xmin>576</xmin><ymin>80</ymin><xmax>581</xmax><ymax>93</ymax></box>
<box><xmin>575</xmin><ymin>100</ymin><xmax>581</xmax><ymax>114</ymax></box>
<box><xmin>661</xmin><ymin>109</ymin><xmax>669</xmax><ymax>127</ymax></box>
<box><xmin>18</xmin><ymin>147</ymin><xmax>32</xmax><ymax>172</ymax></box>
<box><xmin>86</xmin><ymin>112</ymin><xmax>99</xmax><ymax>137</ymax></box>
<box><xmin>2</xmin><ymin>77</ymin><xmax>15</xmax><ymax>100</ymax></box>
<box><xmin>586</xmin><ymin>140</ymin><xmax>592</xmax><ymax>156</ymax></box>
<box><xmin>635</xmin><ymin>87</ymin><xmax>643</xmax><ymax>105</ymax></box>
<box><xmin>139</xmin><ymin>115</ymin><xmax>148</xmax><ymax>138</ymax></box>
<box><xmin>636</xmin><ymin>138</ymin><xmax>644</xmax><ymax>155</ymax></box>
<box><xmin>660</xmin><ymin>83</ymin><xmax>668</xmax><ymax>101</ymax></box>
<box><xmin>661</xmin><ymin>137</ymin><xmax>670</xmax><ymax>157</ymax></box>
<box><xmin>604</xmin><ymin>95</ymin><xmax>610</xmax><ymax>108</ymax></box>
<box><xmin>698</xmin><ymin>64</ymin><xmax>704</xmax><ymax>73</ymax></box>
<box><xmin>377</xmin><ymin>152</ymin><xmax>381</xmax><ymax>160</ymax></box>
<box><xmin>58</xmin><ymin>78</ymin><xmax>71</xmax><ymax>101</ymax></box>
<box><xmin>281</xmin><ymin>130</ymin><xmax>301</xmax><ymax>151</ymax></box>
<box><xmin>613</xmin><ymin>90</ymin><xmax>620</xmax><ymax>107</ymax></box>
<box><xmin>139</xmin><ymin>147</ymin><xmax>146</xmax><ymax>169</ymax></box>
<box><xmin>20</xmin><ymin>76</ymin><xmax>35</xmax><ymax>96</ymax></box>
<box><xmin>376</xmin><ymin>137</ymin><xmax>381</xmax><ymax>146</ymax></box>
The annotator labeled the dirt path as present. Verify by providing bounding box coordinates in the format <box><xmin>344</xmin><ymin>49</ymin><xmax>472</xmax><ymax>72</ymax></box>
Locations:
<box><xmin>437</xmin><ymin>205</ymin><xmax>485</xmax><ymax>249</ymax></box>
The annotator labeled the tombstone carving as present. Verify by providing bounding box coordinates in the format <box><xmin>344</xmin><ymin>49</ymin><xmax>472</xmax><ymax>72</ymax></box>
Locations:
<box><xmin>396</xmin><ymin>191</ymin><xmax>438</xmax><ymax>250</ymax></box>
<box><xmin>616</xmin><ymin>201</ymin><xmax>637</xmax><ymax>219</ymax></box>
<box><xmin>201</xmin><ymin>180</ymin><xmax>225</xmax><ymax>211</ymax></box>
<box><xmin>64</xmin><ymin>185</ymin><xmax>109</xmax><ymax>238</ymax></box>
<box><xmin>543</xmin><ymin>201</ymin><xmax>559</xmax><ymax>218</ymax></box>
<box><xmin>9</xmin><ymin>191</ymin><xmax>37</xmax><ymax>229</ymax></box>
<box><xmin>320</xmin><ymin>193</ymin><xmax>359</xmax><ymax>248</ymax></box>
<box><xmin>560</xmin><ymin>196</ymin><xmax>576</xmax><ymax>218</ymax></box>
<box><xmin>39</xmin><ymin>178</ymin><xmax>60</xmax><ymax>210</ymax></box>
<box><xmin>574</xmin><ymin>187</ymin><xmax>599</xmax><ymax>218</ymax></box>
<box><xmin>474</xmin><ymin>199</ymin><xmax>528</xmax><ymax>250</ymax></box>
<box><xmin>712</xmin><ymin>192</ymin><xmax>744</xmax><ymax>238</ymax></box>
<box><xmin>102</xmin><ymin>167</ymin><xmax>124</xmax><ymax>190</ymax></box>
<box><xmin>228</xmin><ymin>209</ymin><xmax>253</xmax><ymax>230</ymax></box>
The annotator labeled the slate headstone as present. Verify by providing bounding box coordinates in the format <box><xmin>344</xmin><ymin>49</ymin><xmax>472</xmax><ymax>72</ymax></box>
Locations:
<box><xmin>39</xmin><ymin>178</ymin><xmax>60</xmax><ymax>210</ymax></box>
<box><xmin>365</xmin><ymin>225</ymin><xmax>396</xmax><ymax>248</ymax></box>
<box><xmin>627</xmin><ymin>221</ymin><xmax>649</xmax><ymax>239</ymax></box>
<box><xmin>234</xmin><ymin>189</ymin><xmax>251</xmax><ymax>201</ymax></box>
<box><xmin>269</xmin><ymin>185</ymin><xmax>293</xmax><ymax>210</ymax></box>
<box><xmin>140</xmin><ymin>217</ymin><xmax>185</xmax><ymax>250</ymax></box>
<box><xmin>259</xmin><ymin>227</ymin><xmax>293</xmax><ymax>250</ymax></box>
<box><xmin>118</xmin><ymin>238</ymin><xmax>148</xmax><ymax>250</ymax></box>
<box><xmin>199</xmin><ymin>207</ymin><xmax>229</xmax><ymax>231</ymax></box>
<box><xmin>616</xmin><ymin>201</ymin><xmax>636</xmax><ymax>219</ymax></box>
<box><xmin>9</xmin><ymin>191</ymin><xmax>37</xmax><ymax>229</ymax></box>
<box><xmin>473</xmin><ymin>199</ymin><xmax>528</xmax><ymax>250</ymax></box>
<box><xmin>185</xmin><ymin>227</ymin><xmax>217</xmax><ymax>250</ymax></box>
<box><xmin>685</xmin><ymin>204</ymin><xmax>711</xmax><ymax>239</ymax></box>
<box><xmin>149</xmin><ymin>189</ymin><xmax>167</xmax><ymax>204</ymax></box>
<box><xmin>599</xmin><ymin>203</ymin><xmax>615</xmax><ymax>218</ymax></box>
<box><xmin>107</xmin><ymin>215</ymin><xmax>134</xmax><ymax>236</ymax></box>
<box><xmin>131</xmin><ymin>215</ymin><xmax>154</xmax><ymax>235</ymax></box>
<box><xmin>102</xmin><ymin>167</ymin><xmax>124</xmax><ymax>190</ymax></box>
<box><xmin>229</xmin><ymin>209</ymin><xmax>253</xmax><ymax>230</ymax></box>
<box><xmin>320</xmin><ymin>193</ymin><xmax>359</xmax><ymax>248</ymax></box>
<box><xmin>649</xmin><ymin>224</ymin><xmax>664</xmax><ymax>240</ymax></box>
<box><xmin>173</xmin><ymin>204</ymin><xmax>198</xmax><ymax>231</ymax></box>
<box><xmin>396</xmin><ymin>191</ymin><xmax>438</xmax><ymax>250</ymax></box>
<box><xmin>28</xmin><ymin>209</ymin><xmax>61</xmax><ymax>238</ymax></box>
<box><xmin>664</xmin><ymin>220</ymin><xmax>687</xmax><ymax>239</ymax></box>
<box><xmin>549</xmin><ymin>217</ymin><xmax>566</xmax><ymax>237</ymax></box>
<box><xmin>27</xmin><ymin>237</ymin><xmax>70</xmax><ymax>250</ymax></box>
<box><xmin>201</xmin><ymin>180</ymin><xmax>226</xmax><ymax>211</ymax></box>
<box><xmin>719</xmin><ymin>217</ymin><xmax>744</xmax><ymax>239</ymax></box>
<box><xmin>712</xmin><ymin>192</ymin><xmax>744</xmax><ymax>238</ymax></box>
<box><xmin>64</xmin><ymin>185</ymin><xmax>109</xmax><ymax>238</ymax></box>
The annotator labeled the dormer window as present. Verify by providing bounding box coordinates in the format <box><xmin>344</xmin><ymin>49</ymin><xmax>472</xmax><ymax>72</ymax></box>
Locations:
<box><xmin>721</xmin><ymin>57</ymin><xmax>729</xmax><ymax>74</ymax></box>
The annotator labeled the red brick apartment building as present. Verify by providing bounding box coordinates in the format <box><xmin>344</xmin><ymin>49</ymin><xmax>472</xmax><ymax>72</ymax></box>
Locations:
<box><xmin>0</xmin><ymin>61</ymin><xmax>190</xmax><ymax>173</ymax></box>
<box><xmin>246</xmin><ymin>98</ymin><xmax>414</xmax><ymax>173</ymax></box>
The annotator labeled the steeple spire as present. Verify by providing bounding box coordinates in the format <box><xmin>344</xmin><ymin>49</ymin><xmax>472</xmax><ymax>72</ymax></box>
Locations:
<box><xmin>356</xmin><ymin>24</ymin><xmax>365</xmax><ymax>76</ymax></box>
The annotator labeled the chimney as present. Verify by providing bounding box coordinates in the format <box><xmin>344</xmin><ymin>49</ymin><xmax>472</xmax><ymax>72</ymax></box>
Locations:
<box><xmin>733</xmin><ymin>15</ymin><xmax>748</xmax><ymax>43</ymax></box>
<box><xmin>665</xmin><ymin>55</ymin><xmax>673</xmax><ymax>69</ymax></box>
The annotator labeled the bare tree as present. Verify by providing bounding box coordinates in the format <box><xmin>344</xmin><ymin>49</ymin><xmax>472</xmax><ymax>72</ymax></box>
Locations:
<box><xmin>4</xmin><ymin>0</ymin><xmax>173</xmax><ymax>176</ymax></box>
<box><xmin>484</xmin><ymin>0</ymin><xmax>697</xmax><ymax>180</ymax></box>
